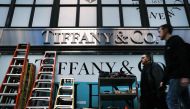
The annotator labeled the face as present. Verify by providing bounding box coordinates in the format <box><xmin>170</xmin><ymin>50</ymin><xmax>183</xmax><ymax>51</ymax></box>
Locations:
<box><xmin>158</xmin><ymin>27</ymin><xmax>167</xmax><ymax>40</ymax></box>
<box><xmin>141</xmin><ymin>55</ymin><xmax>150</xmax><ymax>65</ymax></box>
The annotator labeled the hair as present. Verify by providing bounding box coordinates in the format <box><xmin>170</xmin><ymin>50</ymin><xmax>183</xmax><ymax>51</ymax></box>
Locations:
<box><xmin>160</xmin><ymin>24</ymin><xmax>173</xmax><ymax>34</ymax></box>
<box><xmin>144</xmin><ymin>52</ymin><xmax>153</xmax><ymax>62</ymax></box>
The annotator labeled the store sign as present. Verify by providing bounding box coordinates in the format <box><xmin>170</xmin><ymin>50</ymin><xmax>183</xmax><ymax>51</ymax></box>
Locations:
<box><xmin>42</xmin><ymin>29</ymin><xmax>163</xmax><ymax>45</ymax></box>
<box><xmin>0</xmin><ymin>28</ymin><xmax>190</xmax><ymax>46</ymax></box>
<box><xmin>55</xmin><ymin>55</ymin><xmax>164</xmax><ymax>82</ymax></box>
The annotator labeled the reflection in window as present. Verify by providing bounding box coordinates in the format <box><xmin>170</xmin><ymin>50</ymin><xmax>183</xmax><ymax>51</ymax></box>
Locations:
<box><xmin>80</xmin><ymin>0</ymin><xmax>97</xmax><ymax>4</ymax></box>
<box><xmin>0</xmin><ymin>7</ymin><xmax>9</xmax><ymax>26</ymax></box>
<box><xmin>123</xmin><ymin>7</ymin><xmax>141</xmax><ymax>26</ymax></box>
<box><xmin>60</xmin><ymin>0</ymin><xmax>77</xmax><ymax>4</ymax></box>
<box><xmin>167</xmin><ymin>7</ymin><xmax>188</xmax><ymax>26</ymax></box>
<box><xmin>121</xmin><ymin>0</ymin><xmax>139</xmax><ymax>4</ymax></box>
<box><xmin>145</xmin><ymin>0</ymin><xmax>163</xmax><ymax>4</ymax></box>
<box><xmin>58</xmin><ymin>7</ymin><xmax>76</xmax><ymax>27</ymax></box>
<box><xmin>0</xmin><ymin>0</ymin><xmax>11</xmax><ymax>4</ymax></box>
<box><xmin>102</xmin><ymin>7</ymin><xmax>120</xmax><ymax>26</ymax></box>
<box><xmin>102</xmin><ymin>0</ymin><xmax>119</xmax><ymax>4</ymax></box>
<box><xmin>147</xmin><ymin>7</ymin><xmax>166</xmax><ymax>26</ymax></box>
<box><xmin>80</xmin><ymin>7</ymin><xmax>97</xmax><ymax>26</ymax></box>
<box><xmin>16</xmin><ymin>0</ymin><xmax>34</xmax><ymax>4</ymax></box>
<box><xmin>32</xmin><ymin>7</ymin><xmax>52</xmax><ymax>27</ymax></box>
<box><xmin>36</xmin><ymin>0</ymin><xmax>53</xmax><ymax>4</ymax></box>
<box><xmin>11</xmin><ymin>7</ymin><xmax>31</xmax><ymax>27</ymax></box>
<box><xmin>165</xmin><ymin>0</ymin><xmax>183</xmax><ymax>4</ymax></box>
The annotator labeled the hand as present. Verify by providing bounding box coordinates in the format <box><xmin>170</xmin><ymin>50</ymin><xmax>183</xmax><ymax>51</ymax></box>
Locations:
<box><xmin>180</xmin><ymin>78</ymin><xmax>190</xmax><ymax>87</ymax></box>
<box><xmin>160</xmin><ymin>82</ymin><xmax>164</xmax><ymax>87</ymax></box>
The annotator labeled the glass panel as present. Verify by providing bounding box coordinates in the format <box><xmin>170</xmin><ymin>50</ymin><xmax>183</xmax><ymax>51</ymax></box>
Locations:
<box><xmin>16</xmin><ymin>0</ymin><xmax>34</xmax><ymax>4</ymax></box>
<box><xmin>58</xmin><ymin>7</ymin><xmax>76</xmax><ymax>26</ymax></box>
<box><xmin>102</xmin><ymin>0</ymin><xmax>119</xmax><ymax>4</ymax></box>
<box><xmin>123</xmin><ymin>7</ymin><xmax>141</xmax><ymax>26</ymax></box>
<box><xmin>11</xmin><ymin>7</ymin><xmax>31</xmax><ymax>27</ymax></box>
<box><xmin>147</xmin><ymin>7</ymin><xmax>166</xmax><ymax>26</ymax></box>
<box><xmin>32</xmin><ymin>7</ymin><xmax>52</xmax><ymax>27</ymax></box>
<box><xmin>102</xmin><ymin>7</ymin><xmax>120</xmax><ymax>26</ymax></box>
<box><xmin>80</xmin><ymin>7</ymin><xmax>97</xmax><ymax>26</ymax></box>
<box><xmin>121</xmin><ymin>0</ymin><xmax>139</xmax><ymax>4</ymax></box>
<box><xmin>145</xmin><ymin>0</ymin><xmax>163</xmax><ymax>4</ymax></box>
<box><xmin>165</xmin><ymin>0</ymin><xmax>183</xmax><ymax>4</ymax></box>
<box><xmin>0</xmin><ymin>7</ymin><xmax>9</xmax><ymax>26</ymax></box>
<box><xmin>189</xmin><ymin>0</ymin><xmax>190</xmax><ymax>4</ymax></box>
<box><xmin>36</xmin><ymin>0</ymin><xmax>53</xmax><ymax>4</ymax></box>
<box><xmin>60</xmin><ymin>0</ymin><xmax>77</xmax><ymax>4</ymax></box>
<box><xmin>80</xmin><ymin>0</ymin><xmax>97</xmax><ymax>4</ymax></box>
<box><xmin>0</xmin><ymin>0</ymin><xmax>12</xmax><ymax>4</ymax></box>
<box><xmin>167</xmin><ymin>7</ymin><xmax>189</xmax><ymax>26</ymax></box>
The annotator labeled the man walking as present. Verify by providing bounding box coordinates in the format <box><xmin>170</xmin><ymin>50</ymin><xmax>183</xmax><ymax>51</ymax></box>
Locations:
<box><xmin>159</xmin><ymin>24</ymin><xmax>190</xmax><ymax>109</ymax></box>
<box><xmin>139</xmin><ymin>53</ymin><xmax>168</xmax><ymax>109</ymax></box>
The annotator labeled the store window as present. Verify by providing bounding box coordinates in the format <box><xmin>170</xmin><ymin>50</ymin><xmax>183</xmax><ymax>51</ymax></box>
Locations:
<box><xmin>145</xmin><ymin>0</ymin><xmax>163</xmax><ymax>4</ymax></box>
<box><xmin>121</xmin><ymin>0</ymin><xmax>141</xmax><ymax>27</ymax></box>
<box><xmin>35</xmin><ymin>0</ymin><xmax>53</xmax><ymax>4</ymax></box>
<box><xmin>146</xmin><ymin>0</ymin><xmax>166</xmax><ymax>27</ymax></box>
<box><xmin>79</xmin><ymin>7</ymin><xmax>97</xmax><ymax>26</ymax></box>
<box><xmin>102</xmin><ymin>0</ymin><xmax>119</xmax><ymax>4</ymax></box>
<box><xmin>123</xmin><ymin>7</ymin><xmax>141</xmax><ymax>26</ymax></box>
<box><xmin>165</xmin><ymin>0</ymin><xmax>183</xmax><ymax>4</ymax></box>
<box><xmin>102</xmin><ymin>7</ymin><xmax>120</xmax><ymax>26</ymax></box>
<box><xmin>16</xmin><ymin>0</ymin><xmax>34</xmax><ymax>4</ymax></box>
<box><xmin>60</xmin><ymin>0</ymin><xmax>77</xmax><ymax>4</ymax></box>
<box><xmin>0</xmin><ymin>7</ymin><xmax>9</xmax><ymax>26</ymax></box>
<box><xmin>32</xmin><ymin>7</ymin><xmax>52</xmax><ymax>27</ymax></box>
<box><xmin>58</xmin><ymin>7</ymin><xmax>76</xmax><ymax>27</ymax></box>
<box><xmin>11</xmin><ymin>7</ymin><xmax>31</xmax><ymax>27</ymax></box>
<box><xmin>0</xmin><ymin>0</ymin><xmax>12</xmax><ymax>4</ymax></box>
<box><xmin>80</xmin><ymin>0</ymin><xmax>97</xmax><ymax>4</ymax></box>
<box><xmin>121</xmin><ymin>0</ymin><xmax>139</xmax><ymax>4</ymax></box>
<box><xmin>147</xmin><ymin>7</ymin><xmax>166</xmax><ymax>26</ymax></box>
<box><xmin>167</xmin><ymin>7</ymin><xmax>188</xmax><ymax>26</ymax></box>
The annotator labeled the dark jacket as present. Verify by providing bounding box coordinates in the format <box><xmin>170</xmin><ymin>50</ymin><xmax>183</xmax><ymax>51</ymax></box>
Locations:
<box><xmin>163</xmin><ymin>35</ymin><xmax>190</xmax><ymax>83</ymax></box>
<box><xmin>140</xmin><ymin>62</ymin><xmax>164</xmax><ymax>96</ymax></box>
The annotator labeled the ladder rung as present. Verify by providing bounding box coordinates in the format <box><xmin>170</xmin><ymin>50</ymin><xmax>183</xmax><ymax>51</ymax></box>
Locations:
<box><xmin>36</xmin><ymin>79</ymin><xmax>52</xmax><ymax>82</ymax></box>
<box><xmin>39</xmin><ymin>72</ymin><xmax>53</xmax><ymax>74</ymax></box>
<box><xmin>26</xmin><ymin>106</ymin><xmax>49</xmax><ymax>109</ymax></box>
<box><xmin>60</xmin><ymin>86</ymin><xmax>73</xmax><ymax>89</ymax></box>
<box><xmin>2</xmin><ymin>83</ymin><xmax>19</xmax><ymax>86</ymax></box>
<box><xmin>33</xmin><ymin>88</ymin><xmax>51</xmax><ymax>91</ymax></box>
<box><xmin>41</xmin><ymin>64</ymin><xmax>54</xmax><ymax>67</ymax></box>
<box><xmin>54</xmin><ymin>105</ymin><xmax>73</xmax><ymax>108</ymax></box>
<box><xmin>6</xmin><ymin>74</ymin><xmax>21</xmax><ymax>77</ymax></box>
<box><xmin>13</xmin><ymin>57</ymin><xmax>25</xmax><ymax>59</ymax></box>
<box><xmin>36</xmin><ymin>81</ymin><xmax>52</xmax><ymax>84</ymax></box>
<box><xmin>57</xmin><ymin>95</ymin><xmax>73</xmax><ymax>98</ymax></box>
<box><xmin>17</xmin><ymin>49</ymin><xmax>26</xmax><ymax>52</ymax></box>
<box><xmin>0</xmin><ymin>93</ymin><xmax>18</xmax><ymax>96</ymax></box>
<box><xmin>0</xmin><ymin>103</ymin><xmax>16</xmax><ymax>107</ymax></box>
<box><xmin>30</xmin><ymin>97</ymin><xmax>50</xmax><ymax>101</ymax></box>
<box><xmin>10</xmin><ymin>65</ymin><xmax>23</xmax><ymax>68</ymax></box>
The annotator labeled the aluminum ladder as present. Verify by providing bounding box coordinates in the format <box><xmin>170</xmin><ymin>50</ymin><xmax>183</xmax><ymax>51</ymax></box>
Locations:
<box><xmin>54</xmin><ymin>78</ymin><xmax>74</xmax><ymax>109</ymax></box>
<box><xmin>25</xmin><ymin>51</ymin><xmax>56</xmax><ymax>109</ymax></box>
<box><xmin>0</xmin><ymin>44</ymin><xmax>30</xmax><ymax>109</ymax></box>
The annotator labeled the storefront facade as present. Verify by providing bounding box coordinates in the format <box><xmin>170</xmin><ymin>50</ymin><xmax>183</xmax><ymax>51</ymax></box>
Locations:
<box><xmin>0</xmin><ymin>0</ymin><xmax>190</xmax><ymax>108</ymax></box>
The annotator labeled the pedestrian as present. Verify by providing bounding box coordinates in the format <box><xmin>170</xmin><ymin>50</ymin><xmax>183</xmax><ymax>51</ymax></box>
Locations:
<box><xmin>138</xmin><ymin>53</ymin><xmax>168</xmax><ymax>109</ymax></box>
<box><xmin>159</xmin><ymin>24</ymin><xmax>190</xmax><ymax>109</ymax></box>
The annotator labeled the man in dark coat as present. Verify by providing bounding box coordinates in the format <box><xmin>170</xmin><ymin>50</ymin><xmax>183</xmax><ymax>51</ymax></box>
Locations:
<box><xmin>139</xmin><ymin>53</ymin><xmax>168</xmax><ymax>109</ymax></box>
<box><xmin>159</xmin><ymin>24</ymin><xmax>190</xmax><ymax>109</ymax></box>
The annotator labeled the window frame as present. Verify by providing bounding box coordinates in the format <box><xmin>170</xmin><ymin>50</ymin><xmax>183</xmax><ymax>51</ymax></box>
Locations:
<box><xmin>0</xmin><ymin>0</ymin><xmax>189</xmax><ymax>28</ymax></box>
